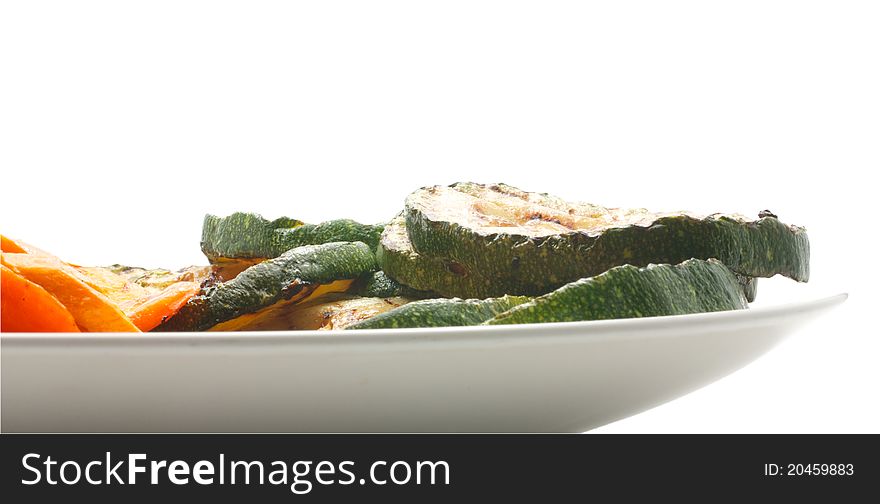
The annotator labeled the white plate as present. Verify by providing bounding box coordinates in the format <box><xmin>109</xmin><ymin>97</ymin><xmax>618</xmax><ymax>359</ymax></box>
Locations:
<box><xmin>1</xmin><ymin>293</ymin><xmax>847</xmax><ymax>432</ymax></box>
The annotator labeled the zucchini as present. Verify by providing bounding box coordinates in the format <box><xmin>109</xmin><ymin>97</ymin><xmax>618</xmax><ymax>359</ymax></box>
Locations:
<box><xmin>377</xmin><ymin>215</ymin><xmax>502</xmax><ymax>299</ymax></box>
<box><xmin>486</xmin><ymin>258</ymin><xmax>748</xmax><ymax>326</ymax></box>
<box><xmin>347</xmin><ymin>295</ymin><xmax>529</xmax><ymax>330</ymax></box>
<box><xmin>349</xmin><ymin>270</ymin><xmax>433</xmax><ymax>299</ymax></box>
<box><xmin>201</xmin><ymin>212</ymin><xmax>384</xmax><ymax>279</ymax></box>
<box><xmin>735</xmin><ymin>273</ymin><xmax>758</xmax><ymax>303</ymax></box>
<box><xmin>211</xmin><ymin>293</ymin><xmax>410</xmax><ymax>331</ymax></box>
<box><xmin>201</xmin><ymin>212</ymin><xmax>303</xmax><ymax>261</ymax></box>
<box><xmin>375</xmin><ymin>213</ymin><xmax>763</xmax><ymax>303</ymax></box>
<box><xmin>155</xmin><ymin>241</ymin><xmax>377</xmax><ymax>331</ymax></box>
<box><xmin>404</xmin><ymin>182</ymin><xmax>809</xmax><ymax>298</ymax></box>
<box><xmin>292</xmin><ymin>294</ymin><xmax>410</xmax><ymax>330</ymax></box>
<box><xmin>271</xmin><ymin>219</ymin><xmax>384</xmax><ymax>254</ymax></box>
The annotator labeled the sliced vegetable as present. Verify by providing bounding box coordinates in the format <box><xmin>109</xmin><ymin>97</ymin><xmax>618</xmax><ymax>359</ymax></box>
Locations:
<box><xmin>377</xmin><ymin>215</ymin><xmax>500</xmax><ymax>299</ymax></box>
<box><xmin>735</xmin><ymin>273</ymin><xmax>758</xmax><ymax>303</ymax></box>
<box><xmin>203</xmin><ymin>258</ymin><xmax>263</xmax><ymax>282</ymax></box>
<box><xmin>205</xmin><ymin>279</ymin><xmax>355</xmax><ymax>331</ymax></box>
<box><xmin>217</xmin><ymin>293</ymin><xmax>410</xmax><ymax>331</ymax></box>
<box><xmin>1</xmin><ymin>235</ymin><xmax>28</xmax><ymax>253</ymax></box>
<box><xmin>348</xmin><ymin>295</ymin><xmax>529</xmax><ymax>330</ymax></box>
<box><xmin>1</xmin><ymin>234</ymin><xmax>52</xmax><ymax>255</ymax></box>
<box><xmin>75</xmin><ymin>264</ymin><xmax>212</xmax><ymax>310</ymax></box>
<box><xmin>75</xmin><ymin>265</ymin><xmax>153</xmax><ymax>309</ymax></box>
<box><xmin>1</xmin><ymin>253</ymin><xmax>140</xmax><ymax>332</ymax></box>
<box><xmin>301</xmin><ymin>295</ymin><xmax>409</xmax><ymax>330</ymax></box>
<box><xmin>200</xmin><ymin>212</ymin><xmax>303</xmax><ymax>261</ymax></box>
<box><xmin>125</xmin><ymin>281</ymin><xmax>202</xmax><ymax>331</ymax></box>
<box><xmin>1</xmin><ymin>264</ymin><xmax>80</xmax><ymax>332</ymax></box>
<box><xmin>349</xmin><ymin>270</ymin><xmax>433</xmax><ymax>299</ymax></box>
<box><xmin>270</xmin><ymin>219</ymin><xmax>385</xmax><ymax>254</ymax></box>
<box><xmin>404</xmin><ymin>182</ymin><xmax>809</xmax><ymax>297</ymax></box>
<box><xmin>200</xmin><ymin>213</ymin><xmax>385</xmax><ymax>280</ymax></box>
<box><xmin>101</xmin><ymin>264</ymin><xmax>213</xmax><ymax>290</ymax></box>
<box><xmin>486</xmin><ymin>258</ymin><xmax>748</xmax><ymax>326</ymax></box>
<box><xmin>156</xmin><ymin>241</ymin><xmax>377</xmax><ymax>331</ymax></box>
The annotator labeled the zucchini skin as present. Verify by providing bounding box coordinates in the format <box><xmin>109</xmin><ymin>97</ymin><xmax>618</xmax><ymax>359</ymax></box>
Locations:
<box><xmin>201</xmin><ymin>212</ymin><xmax>384</xmax><ymax>261</ymax></box>
<box><xmin>271</xmin><ymin>220</ymin><xmax>385</xmax><ymax>256</ymax></box>
<box><xmin>377</xmin><ymin>215</ymin><xmax>502</xmax><ymax>299</ymax></box>
<box><xmin>156</xmin><ymin>242</ymin><xmax>377</xmax><ymax>332</ymax></box>
<box><xmin>405</xmin><ymin>184</ymin><xmax>809</xmax><ymax>298</ymax></box>
<box><xmin>347</xmin><ymin>295</ymin><xmax>529</xmax><ymax>330</ymax></box>
<box><xmin>201</xmin><ymin>213</ymin><xmax>303</xmax><ymax>260</ymax></box>
<box><xmin>283</xmin><ymin>294</ymin><xmax>411</xmax><ymax>331</ymax></box>
<box><xmin>486</xmin><ymin>258</ymin><xmax>748</xmax><ymax>326</ymax></box>
<box><xmin>350</xmin><ymin>270</ymin><xmax>433</xmax><ymax>299</ymax></box>
<box><xmin>735</xmin><ymin>273</ymin><xmax>758</xmax><ymax>303</ymax></box>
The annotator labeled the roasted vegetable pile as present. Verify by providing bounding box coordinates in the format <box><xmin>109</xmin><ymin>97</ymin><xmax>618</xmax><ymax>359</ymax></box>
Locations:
<box><xmin>1</xmin><ymin>182</ymin><xmax>810</xmax><ymax>332</ymax></box>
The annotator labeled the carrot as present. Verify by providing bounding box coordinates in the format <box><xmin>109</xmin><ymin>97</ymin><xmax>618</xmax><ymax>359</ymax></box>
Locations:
<box><xmin>0</xmin><ymin>234</ymin><xmax>53</xmax><ymax>255</ymax></box>
<box><xmin>1</xmin><ymin>253</ymin><xmax>140</xmax><ymax>332</ymax></box>
<box><xmin>1</xmin><ymin>264</ymin><xmax>81</xmax><ymax>332</ymax></box>
<box><xmin>1</xmin><ymin>235</ymin><xmax>30</xmax><ymax>253</ymax></box>
<box><xmin>125</xmin><ymin>281</ymin><xmax>201</xmax><ymax>331</ymax></box>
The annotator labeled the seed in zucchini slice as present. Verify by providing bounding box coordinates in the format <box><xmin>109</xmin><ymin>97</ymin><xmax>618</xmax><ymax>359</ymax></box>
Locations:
<box><xmin>485</xmin><ymin>258</ymin><xmax>748</xmax><ymax>326</ymax></box>
<box><xmin>404</xmin><ymin>182</ymin><xmax>809</xmax><ymax>298</ymax></box>
<box><xmin>155</xmin><ymin>241</ymin><xmax>377</xmax><ymax>332</ymax></box>
<box><xmin>347</xmin><ymin>295</ymin><xmax>530</xmax><ymax>330</ymax></box>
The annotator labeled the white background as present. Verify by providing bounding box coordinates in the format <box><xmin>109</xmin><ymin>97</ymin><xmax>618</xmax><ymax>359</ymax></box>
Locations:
<box><xmin>1</xmin><ymin>1</ymin><xmax>877</xmax><ymax>432</ymax></box>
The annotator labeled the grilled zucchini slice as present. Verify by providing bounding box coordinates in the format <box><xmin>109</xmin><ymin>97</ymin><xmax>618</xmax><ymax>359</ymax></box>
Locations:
<box><xmin>403</xmin><ymin>182</ymin><xmax>808</xmax><ymax>297</ymax></box>
<box><xmin>201</xmin><ymin>212</ymin><xmax>384</xmax><ymax>280</ymax></box>
<box><xmin>156</xmin><ymin>241</ymin><xmax>377</xmax><ymax>331</ymax></box>
<box><xmin>347</xmin><ymin>295</ymin><xmax>529</xmax><ymax>330</ymax></box>
<box><xmin>486</xmin><ymin>258</ymin><xmax>748</xmax><ymax>325</ymax></box>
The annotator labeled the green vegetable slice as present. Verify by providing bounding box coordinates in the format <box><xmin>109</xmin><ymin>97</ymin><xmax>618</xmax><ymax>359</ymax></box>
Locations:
<box><xmin>201</xmin><ymin>212</ymin><xmax>384</xmax><ymax>279</ymax></box>
<box><xmin>486</xmin><ymin>258</ymin><xmax>748</xmax><ymax>326</ymax></box>
<box><xmin>404</xmin><ymin>182</ymin><xmax>809</xmax><ymax>297</ymax></box>
<box><xmin>377</xmin><ymin>214</ymin><xmax>510</xmax><ymax>299</ymax></box>
<box><xmin>735</xmin><ymin>273</ymin><xmax>758</xmax><ymax>303</ymax></box>
<box><xmin>348</xmin><ymin>295</ymin><xmax>529</xmax><ymax>330</ymax></box>
<box><xmin>156</xmin><ymin>241</ymin><xmax>377</xmax><ymax>332</ymax></box>
<box><xmin>211</xmin><ymin>293</ymin><xmax>410</xmax><ymax>331</ymax></box>
<box><xmin>349</xmin><ymin>270</ymin><xmax>433</xmax><ymax>299</ymax></box>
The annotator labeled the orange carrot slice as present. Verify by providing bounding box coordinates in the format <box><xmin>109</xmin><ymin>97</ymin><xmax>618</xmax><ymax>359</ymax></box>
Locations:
<box><xmin>1</xmin><ymin>253</ymin><xmax>140</xmax><ymax>332</ymax></box>
<box><xmin>1</xmin><ymin>234</ymin><xmax>52</xmax><ymax>255</ymax></box>
<box><xmin>125</xmin><ymin>281</ymin><xmax>201</xmax><ymax>331</ymax></box>
<box><xmin>1</xmin><ymin>264</ymin><xmax>81</xmax><ymax>332</ymax></box>
<box><xmin>1</xmin><ymin>235</ymin><xmax>29</xmax><ymax>253</ymax></box>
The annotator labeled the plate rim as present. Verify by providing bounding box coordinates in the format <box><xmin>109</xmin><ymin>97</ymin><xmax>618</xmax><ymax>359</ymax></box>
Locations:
<box><xmin>0</xmin><ymin>293</ymin><xmax>848</xmax><ymax>348</ymax></box>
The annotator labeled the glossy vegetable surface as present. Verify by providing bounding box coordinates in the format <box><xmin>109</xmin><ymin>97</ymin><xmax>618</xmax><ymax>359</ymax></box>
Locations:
<box><xmin>2</xmin><ymin>253</ymin><xmax>140</xmax><ymax>332</ymax></box>
<box><xmin>1</xmin><ymin>263</ymin><xmax>80</xmax><ymax>332</ymax></box>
